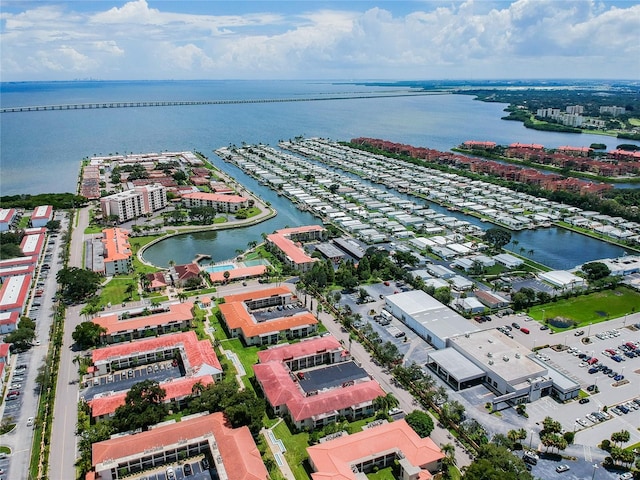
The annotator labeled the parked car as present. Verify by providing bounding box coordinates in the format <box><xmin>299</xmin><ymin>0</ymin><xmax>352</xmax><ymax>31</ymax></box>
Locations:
<box><xmin>579</xmin><ymin>398</ymin><xmax>590</xmax><ymax>404</ymax></box>
<box><xmin>556</xmin><ymin>464</ymin><xmax>570</xmax><ymax>473</ymax></box>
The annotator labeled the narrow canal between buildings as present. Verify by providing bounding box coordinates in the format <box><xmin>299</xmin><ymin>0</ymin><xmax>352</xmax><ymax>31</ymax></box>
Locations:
<box><xmin>142</xmin><ymin>150</ymin><xmax>630</xmax><ymax>269</ymax></box>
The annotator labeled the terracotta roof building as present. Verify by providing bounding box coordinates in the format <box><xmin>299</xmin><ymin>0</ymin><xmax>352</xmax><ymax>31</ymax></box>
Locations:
<box><xmin>219</xmin><ymin>286</ymin><xmax>317</xmax><ymax>346</ymax></box>
<box><xmin>90</xmin><ymin>412</ymin><xmax>267</xmax><ymax>480</ymax></box>
<box><xmin>101</xmin><ymin>228</ymin><xmax>133</xmax><ymax>275</ymax></box>
<box><xmin>170</xmin><ymin>263</ymin><xmax>202</xmax><ymax>288</ymax></box>
<box><xmin>92</xmin><ymin>302</ymin><xmax>195</xmax><ymax>344</ymax></box>
<box><xmin>89</xmin><ymin>331</ymin><xmax>222</xmax><ymax>380</ymax></box>
<box><xmin>182</xmin><ymin>191</ymin><xmax>249</xmax><ymax>212</ymax></box>
<box><xmin>265</xmin><ymin>225</ymin><xmax>326</xmax><ymax>273</ymax></box>
<box><xmin>253</xmin><ymin>336</ymin><xmax>384</xmax><ymax>429</ymax></box>
<box><xmin>307</xmin><ymin>419</ymin><xmax>443</xmax><ymax>480</ymax></box>
<box><xmin>88</xmin><ymin>375</ymin><xmax>214</xmax><ymax>421</ymax></box>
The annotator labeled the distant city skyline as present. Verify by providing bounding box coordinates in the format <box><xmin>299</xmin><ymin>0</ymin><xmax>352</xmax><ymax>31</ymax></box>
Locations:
<box><xmin>1</xmin><ymin>0</ymin><xmax>639</xmax><ymax>82</ymax></box>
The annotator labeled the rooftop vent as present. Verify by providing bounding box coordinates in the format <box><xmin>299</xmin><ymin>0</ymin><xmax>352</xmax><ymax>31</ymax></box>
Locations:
<box><xmin>488</xmin><ymin>360</ymin><xmax>494</xmax><ymax>365</ymax></box>
<box><xmin>515</xmin><ymin>353</ymin><xmax>521</xmax><ymax>359</ymax></box>
<box><xmin>487</xmin><ymin>352</ymin><xmax>493</xmax><ymax>358</ymax></box>
<box><xmin>503</xmin><ymin>355</ymin><xmax>509</xmax><ymax>362</ymax></box>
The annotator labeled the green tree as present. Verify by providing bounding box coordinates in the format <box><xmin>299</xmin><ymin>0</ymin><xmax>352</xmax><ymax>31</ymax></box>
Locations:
<box><xmin>57</xmin><ymin>267</ymin><xmax>103</xmax><ymax>302</ymax></box>
<box><xmin>462</xmin><ymin>444</ymin><xmax>533</xmax><ymax>480</ymax></box>
<box><xmin>112</xmin><ymin>380</ymin><xmax>167</xmax><ymax>432</ymax></box>
<box><xmin>404</xmin><ymin>410</ymin><xmax>434</xmax><ymax>438</ymax></box>
<box><xmin>433</xmin><ymin>287</ymin><xmax>452</xmax><ymax>305</ymax></box>
<box><xmin>581</xmin><ymin>262</ymin><xmax>611</xmax><ymax>281</ymax></box>
<box><xmin>484</xmin><ymin>228</ymin><xmax>512</xmax><ymax>251</ymax></box>
<box><xmin>72</xmin><ymin>322</ymin><xmax>107</xmax><ymax>349</ymax></box>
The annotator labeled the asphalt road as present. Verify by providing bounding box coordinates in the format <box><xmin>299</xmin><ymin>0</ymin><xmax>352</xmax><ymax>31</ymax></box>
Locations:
<box><xmin>48</xmin><ymin>206</ymin><xmax>89</xmax><ymax>480</ymax></box>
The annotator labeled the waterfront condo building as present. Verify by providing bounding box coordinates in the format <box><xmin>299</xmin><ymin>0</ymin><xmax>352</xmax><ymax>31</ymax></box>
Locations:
<box><xmin>100</xmin><ymin>184</ymin><xmax>167</xmax><ymax>223</ymax></box>
<box><xmin>100</xmin><ymin>228</ymin><xmax>133</xmax><ymax>276</ymax></box>
<box><xmin>181</xmin><ymin>191</ymin><xmax>249</xmax><ymax>213</ymax></box>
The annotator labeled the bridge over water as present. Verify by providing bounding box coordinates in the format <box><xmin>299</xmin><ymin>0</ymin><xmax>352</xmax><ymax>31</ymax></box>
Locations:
<box><xmin>0</xmin><ymin>91</ymin><xmax>439</xmax><ymax>113</ymax></box>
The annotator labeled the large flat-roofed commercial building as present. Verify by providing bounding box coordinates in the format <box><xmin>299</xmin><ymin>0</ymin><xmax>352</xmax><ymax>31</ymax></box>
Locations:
<box><xmin>307</xmin><ymin>419</ymin><xmax>443</xmax><ymax>480</ymax></box>
<box><xmin>100</xmin><ymin>184</ymin><xmax>167</xmax><ymax>223</ymax></box>
<box><xmin>427</xmin><ymin>329</ymin><xmax>579</xmax><ymax>409</ymax></box>
<box><xmin>30</xmin><ymin>205</ymin><xmax>53</xmax><ymax>227</ymax></box>
<box><xmin>384</xmin><ymin>290</ymin><xmax>479</xmax><ymax>349</ymax></box>
<box><xmin>89</xmin><ymin>412</ymin><xmax>268</xmax><ymax>480</ymax></box>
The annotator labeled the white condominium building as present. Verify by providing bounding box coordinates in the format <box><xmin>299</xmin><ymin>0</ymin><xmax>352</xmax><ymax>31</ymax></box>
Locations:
<box><xmin>101</xmin><ymin>184</ymin><xmax>167</xmax><ymax>223</ymax></box>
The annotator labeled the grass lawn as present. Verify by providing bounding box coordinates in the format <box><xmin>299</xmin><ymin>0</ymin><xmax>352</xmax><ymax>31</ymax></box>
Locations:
<box><xmin>272</xmin><ymin>421</ymin><xmax>311</xmax><ymax>480</ymax></box>
<box><xmin>98</xmin><ymin>277</ymin><xmax>140</xmax><ymax>306</ymax></box>
<box><xmin>367</xmin><ymin>467</ymin><xmax>396</xmax><ymax>480</ymax></box>
<box><xmin>84</xmin><ymin>225</ymin><xmax>103</xmax><ymax>234</ymax></box>
<box><xmin>528</xmin><ymin>287</ymin><xmax>640</xmax><ymax>329</ymax></box>
<box><xmin>222</xmin><ymin>338</ymin><xmax>259</xmax><ymax>380</ymax></box>
<box><xmin>130</xmin><ymin>234</ymin><xmax>164</xmax><ymax>273</ymax></box>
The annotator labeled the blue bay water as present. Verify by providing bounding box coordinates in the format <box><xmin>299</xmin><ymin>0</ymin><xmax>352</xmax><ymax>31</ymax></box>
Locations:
<box><xmin>0</xmin><ymin>80</ymin><xmax>635</xmax><ymax>268</ymax></box>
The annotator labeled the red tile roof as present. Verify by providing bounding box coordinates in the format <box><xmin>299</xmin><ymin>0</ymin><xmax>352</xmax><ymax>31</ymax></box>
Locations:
<box><xmin>173</xmin><ymin>263</ymin><xmax>200</xmax><ymax>281</ymax></box>
<box><xmin>88</xmin><ymin>375</ymin><xmax>214</xmax><ymax>418</ymax></box>
<box><xmin>220</xmin><ymin>304</ymin><xmax>317</xmax><ymax>338</ymax></box>
<box><xmin>101</xmin><ymin>228</ymin><xmax>132</xmax><ymax>262</ymax></box>
<box><xmin>91</xmin><ymin>331</ymin><xmax>221</xmax><ymax>375</ymax></box>
<box><xmin>275</xmin><ymin>225</ymin><xmax>326</xmax><ymax>236</ymax></box>
<box><xmin>92</xmin><ymin>302</ymin><xmax>194</xmax><ymax>335</ymax></box>
<box><xmin>92</xmin><ymin>412</ymin><xmax>268</xmax><ymax>480</ymax></box>
<box><xmin>253</xmin><ymin>361</ymin><xmax>384</xmax><ymax>422</ymax></box>
<box><xmin>257</xmin><ymin>336</ymin><xmax>342</xmax><ymax>364</ymax></box>
<box><xmin>307</xmin><ymin>420</ymin><xmax>443</xmax><ymax>480</ymax></box>
<box><xmin>208</xmin><ymin>265</ymin><xmax>266</xmax><ymax>283</ymax></box>
<box><xmin>223</xmin><ymin>286</ymin><xmax>293</xmax><ymax>304</ymax></box>
<box><xmin>267</xmin><ymin>233</ymin><xmax>317</xmax><ymax>266</ymax></box>
<box><xmin>182</xmin><ymin>191</ymin><xmax>248</xmax><ymax>203</ymax></box>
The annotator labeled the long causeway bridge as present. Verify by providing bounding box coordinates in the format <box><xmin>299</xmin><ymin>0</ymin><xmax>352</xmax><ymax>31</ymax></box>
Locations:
<box><xmin>0</xmin><ymin>91</ymin><xmax>438</xmax><ymax>113</ymax></box>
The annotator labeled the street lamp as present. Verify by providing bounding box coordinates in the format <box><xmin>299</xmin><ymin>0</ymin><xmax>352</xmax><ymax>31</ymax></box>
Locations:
<box><xmin>529</xmin><ymin>430</ymin><xmax>534</xmax><ymax>449</ymax></box>
<box><xmin>591</xmin><ymin>463</ymin><xmax>598</xmax><ymax>480</ymax></box>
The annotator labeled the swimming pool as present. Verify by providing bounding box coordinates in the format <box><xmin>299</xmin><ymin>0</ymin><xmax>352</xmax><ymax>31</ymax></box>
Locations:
<box><xmin>205</xmin><ymin>264</ymin><xmax>236</xmax><ymax>273</ymax></box>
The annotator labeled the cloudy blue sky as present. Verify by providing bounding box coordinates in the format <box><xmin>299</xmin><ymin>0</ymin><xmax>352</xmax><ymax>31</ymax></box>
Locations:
<box><xmin>1</xmin><ymin>0</ymin><xmax>639</xmax><ymax>81</ymax></box>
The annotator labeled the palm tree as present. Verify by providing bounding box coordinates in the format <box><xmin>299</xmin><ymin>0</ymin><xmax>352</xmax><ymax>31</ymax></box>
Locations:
<box><xmin>177</xmin><ymin>292</ymin><xmax>188</xmax><ymax>303</ymax></box>
<box><xmin>528</xmin><ymin>249</ymin><xmax>535</xmax><ymax>257</ymax></box>
<box><xmin>223</xmin><ymin>271</ymin><xmax>231</xmax><ymax>284</ymax></box>
<box><xmin>191</xmin><ymin>381</ymin><xmax>205</xmax><ymax>396</ymax></box>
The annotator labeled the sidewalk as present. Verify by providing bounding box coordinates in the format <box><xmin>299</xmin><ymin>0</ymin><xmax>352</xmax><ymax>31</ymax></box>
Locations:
<box><xmin>261</xmin><ymin>419</ymin><xmax>296</xmax><ymax>480</ymax></box>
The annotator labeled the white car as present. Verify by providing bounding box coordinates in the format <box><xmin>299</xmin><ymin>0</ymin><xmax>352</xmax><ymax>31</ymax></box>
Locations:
<box><xmin>619</xmin><ymin>473</ymin><xmax>633</xmax><ymax>480</ymax></box>
<box><xmin>27</xmin><ymin>417</ymin><xmax>34</xmax><ymax>427</ymax></box>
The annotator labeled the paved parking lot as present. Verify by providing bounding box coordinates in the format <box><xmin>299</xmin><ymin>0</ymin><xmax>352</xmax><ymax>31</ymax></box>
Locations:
<box><xmin>128</xmin><ymin>457</ymin><xmax>213</xmax><ymax>480</ymax></box>
<box><xmin>82</xmin><ymin>360</ymin><xmax>182</xmax><ymax>401</ymax></box>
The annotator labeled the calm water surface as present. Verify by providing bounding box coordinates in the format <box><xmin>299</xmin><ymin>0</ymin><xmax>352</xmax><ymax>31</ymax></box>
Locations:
<box><xmin>1</xmin><ymin>80</ymin><xmax>635</xmax><ymax>268</ymax></box>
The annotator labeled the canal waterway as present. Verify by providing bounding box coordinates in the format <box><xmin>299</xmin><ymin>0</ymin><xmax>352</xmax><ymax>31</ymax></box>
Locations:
<box><xmin>142</xmin><ymin>149</ymin><xmax>629</xmax><ymax>270</ymax></box>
